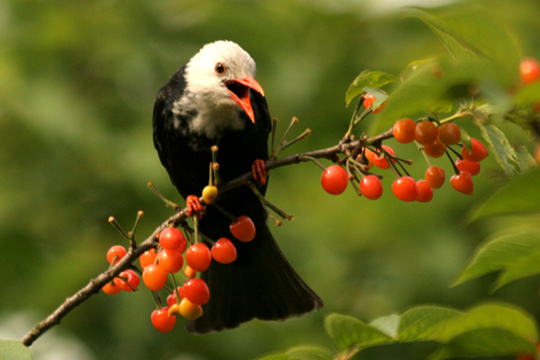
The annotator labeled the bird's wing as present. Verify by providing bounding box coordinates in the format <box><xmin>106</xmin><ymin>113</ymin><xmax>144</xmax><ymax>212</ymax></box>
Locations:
<box><xmin>152</xmin><ymin>66</ymin><xmax>188</xmax><ymax>172</ymax></box>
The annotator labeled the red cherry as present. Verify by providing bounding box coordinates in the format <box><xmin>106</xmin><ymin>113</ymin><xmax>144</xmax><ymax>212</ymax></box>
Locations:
<box><xmin>415</xmin><ymin>180</ymin><xmax>433</xmax><ymax>203</ymax></box>
<box><xmin>455</xmin><ymin>158</ymin><xmax>480</xmax><ymax>176</ymax></box>
<box><xmin>364</xmin><ymin>148</ymin><xmax>376</xmax><ymax>169</ymax></box>
<box><xmin>167</xmin><ymin>286</ymin><xmax>185</xmax><ymax>307</ymax></box>
<box><xmin>520</xmin><ymin>57</ymin><xmax>540</xmax><ymax>86</ymax></box>
<box><xmin>414</xmin><ymin>121</ymin><xmax>438</xmax><ymax>145</ymax></box>
<box><xmin>102</xmin><ymin>280</ymin><xmax>122</xmax><ymax>295</ymax></box>
<box><xmin>392</xmin><ymin>118</ymin><xmax>416</xmax><ymax>144</ymax></box>
<box><xmin>107</xmin><ymin>245</ymin><xmax>127</xmax><ymax>265</ymax></box>
<box><xmin>117</xmin><ymin>269</ymin><xmax>140</xmax><ymax>292</ymax></box>
<box><xmin>321</xmin><ymin>165</ymin><xmax>349</xmax><ymax>195</ymax></box>
<box><xmin>450</xmin><ymin>171</ymin><xmax>474</xmax><ymax>195</ymax></box>
<box><xmin>158</xmin><ymin>249</ymin><xmax>184</xmax><ymax>274</ymax></box>
<box><xmin>183</xmin><ymin>278</ymin><xmax>210</xmax><ymax>306</ymax></box>
<box><xmin>142</xmin><ymin>263</ymin><xmax>168</xmax><ymax>291</ymax></box>
<box><xmin>184</xmin><ymin>265</ymin><xmax>196</xmax><ymax>279</ymax></box>
<box><xmin>229</xmin><ymin>215</ymin><xmax>256</xmax><ymax>242</ymax></box>
<box><xmin>423</xmin><ymin>138</ymin><xmax>447</xmax><ymax>158</ymax></box>
<box><xmin>359</xmin><ymin>175</ymin><xmax>383</xmax><ymax>200</ymax></box>
<box><xmin>425</xmin><ymin>166</ymin><xmax>446</xmax><ymax>189</ymax></box>
<box><xmin>139</xmin><ymin>249</ymin><xmax>157</xmax><ymax>269</ymax></box>
<box><xmin>211</xmin><ymin>238</ymin><xmax>237</xmax><ymax>264</ymax></box>
<box><xmin>151</xmin><ymin>308</ymin><xmax>176</xmax><ymax>333</ymax></box>
<box><xmin>159</xmin><ymin>227</ymin><xmax>187</xmax><ymax>252</ymax></box>
<box><xmin>438</xmin><ymin>123</ymin><xmax>461</xmax><ymax>145</ymax></box>
<box><xmin>462</xmin><ymin>138</ymin><xmax>488</xmax><ymax>162</ymax></box>
<box><xmin>392</xmin><ymin>176</ymin><xmax>418</xmax><ymax>202</ymax></box>
<box><xmin>363</xmin><ymin>93</ymin><xmax>387</xmax><ymax>113</ymax></box>
<box><xmin>185</xmin><ymin>243</ymin><xmax>212</xmax><ymax>272</ymax></box>
<box><xmin>372</xmin><ymin>145</ymin><xmax>396</xmax><ymax>169</ymax></box>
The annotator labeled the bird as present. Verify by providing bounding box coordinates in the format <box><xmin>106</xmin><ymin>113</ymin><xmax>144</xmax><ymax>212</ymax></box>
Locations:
<box><xmin>152</xmin><ymin>40</ymin><xmax>323</xmax><ymax>334</ymax></box>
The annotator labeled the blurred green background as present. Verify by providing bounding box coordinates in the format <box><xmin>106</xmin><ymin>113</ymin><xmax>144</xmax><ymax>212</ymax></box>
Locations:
<box><xmin>1</xmin><ymin>0</ymin><xmax>540</xmax><ymax>359</ymax></box>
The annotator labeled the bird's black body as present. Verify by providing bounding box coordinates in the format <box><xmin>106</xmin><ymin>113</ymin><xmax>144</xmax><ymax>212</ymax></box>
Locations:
<box><xmin>152</xmin><ymin>43</ymin><xmax>323</xmax><ymax>334</ymax></box>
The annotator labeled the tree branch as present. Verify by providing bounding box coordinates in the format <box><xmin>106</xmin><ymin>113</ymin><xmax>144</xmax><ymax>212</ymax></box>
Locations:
<box><xmin>19</xmin><ymin>130</ymin><xmax>393</xmax><ymax>347</ymax></box>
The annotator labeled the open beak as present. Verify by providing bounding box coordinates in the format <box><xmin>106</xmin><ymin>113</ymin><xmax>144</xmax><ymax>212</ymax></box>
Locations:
<box><xmin>226</xmin><ymin>74</ymin><xmax>265</xmax><ymax>123</ymax></box>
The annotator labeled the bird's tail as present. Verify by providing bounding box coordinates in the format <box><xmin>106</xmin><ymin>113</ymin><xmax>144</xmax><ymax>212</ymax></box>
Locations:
<box><xmin>186</xmin><ymin>196</ymin><xmax>323</xmax><ymax>334</ymax></box>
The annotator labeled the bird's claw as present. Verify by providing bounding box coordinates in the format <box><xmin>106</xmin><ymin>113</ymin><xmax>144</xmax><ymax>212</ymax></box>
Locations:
<box><xmin>252</xmin><ymin>159</ymin><xmax>268</xmax><ymax>185</ymax></box>
<box><xmin>185</xmin><ymin>195</ymin><xmax>206</xmax><ymax>219</ymax></box>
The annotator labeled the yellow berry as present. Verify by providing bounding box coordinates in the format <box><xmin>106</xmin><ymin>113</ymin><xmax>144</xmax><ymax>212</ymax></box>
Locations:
<box><xmin>202</xmin><ymin>185</ymin><xmax>218</xmax><ymax>204</ymax></box>
<box><xmin>167</xmin><ymin>304</ymin><xmax>181</xmax><ymax>317</ymax></box>
<box><xmin>179</xmin><ymin>298</ymin><xmax>203</xmax><ymax>320</ymax></box>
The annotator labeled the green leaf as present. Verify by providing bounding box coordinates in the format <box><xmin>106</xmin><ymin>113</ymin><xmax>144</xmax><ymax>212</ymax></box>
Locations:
<box><xmin>452</xmin><ymin>229</ymin><xmax>540</xmax><ymax>288</ymax></box>
<box><xmin>433</xmin><ymin>302</ymin><xmax>538</xmax><ymax>344</ymax></box>
<box><xmin>496</xmin><ymin>251</ymin><xmax>540</xmax><ymax>290</ymax></box>
<box><xmin>420</xmin><ymin>20</ymin><xmax>478</xmax><ymax>62</ymax></box>
<box><xmin>470</xmin><ymin>167</ymin><xmax>540</xmax><ymax>220</ymax></box>
<box><xmin>404</xmin><ymin>58</ymin><xmax>437</xmax><ymax>73</ymax></box>
<box><xmin>431</xmin><ymin>328</ymin><xmax>538</xmax><ymax>360</ymax></box>
<box><xmin>369</xmin><ymin>313</ymin><xmax>400</xmax><ymax>338</ymax></box>
<box><xmin>408</xmin><ymin>3</ymin><xmax>521</xmax><ymax>82</ymax></box>
<box><xmin>515</xmin><ymin>146</ymin><xmax>537</xmax><ymax>173</ymax></box>
<box><xmin>285</xmin><ymin>347</ymin><xmax>334</xmax><ymax>360</ymax></box>
<box><xmin>480</xmin><ymin>124</ymin><xmax>519</xmax><ymax>175</ymax></box>
<box><xmin>324</xmin><ymin>313</ymin><xmax>395</xmax><ymax>352</ymax></box>
<box><xmin>345</xmin><ymin>70</ymin><xmax>397</xmax><ymax>106</ymax></box>
<box><xmin>398</xmin><ymin>306</ymin><xmax>462</xmax><ymax>341</ymax></box>
<box><xmin>0</xmin><ymin>339</ymin><xmax>32</xmax><ymax>360</ymax></box>
<box><xmin>364</xmin><ymin>86</ymin><xmax>389</xmax><ymax>112</ymax></box>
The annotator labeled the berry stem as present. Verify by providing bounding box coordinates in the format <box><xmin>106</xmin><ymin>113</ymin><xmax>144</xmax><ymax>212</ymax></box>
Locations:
<box><xmin>345</xmin><ymin>159</ymin><xmax>362</xmax><ymax>196</ymax></box>
<box><xmin>147</xmin><ymin>182</ymin><xmax>180</xmax><ymax>210</ymax></box>
<box><xmin>415</xmin><ymin>140</ymin><xmax>435</xmax><ymax>170</ymax></box>
<box><xmin>181</xmin><ymin>221</ymin><xmax>216</xmax><ymax>246</ymax></box>
<box><xmin>438</xmin><ymin>109</ymin><xmax>470</xmax><ymax>124</ymax></box>
<box><xmin>383</xmin><ymin>150</ymin><xmax>413</xmax><ymax>166</ymax></box>
<box><xmin>249</xmin><ymin>183</ymin><xmax>292</xmax><ymax>222</ymax></box>
<box><xmin>127</xmin><ymin>211</ymin><xmax>144</xmax><ymax>248</ymax></box>
<box><xmin>193</xmin><ymin>216</ymin><xmax>200</xmax><ymax>244</ymax></box>
<box><xmin>446</xmin><ymin>144</ymin><xmax>463</xmax><ymax>159</ymax></box>
<box><xmin>278</xmin><ymin>128</ymin><xmax>311</xmax><ymax>153</ymax></box>
<box><xmin>211</xmin><ymin>145</ymin><xmax>222</xmax><ymax>186</ymax></box>
<box><xmin>208</xmin><ymin>162</ymin><xmax>213</xmax><ymax>187</ymax></box>
<box><xmin>170</xmin><ymin>274</ymin><xmax>181</xmax><ymax>304</ymax></box>
<box><xmin>270</xmin><ymin>117</ymin><xmax>279</xmax><ymax>159</ymax></box>
<box><xmin>151</xmin><ymin>291</ymin><xmax>163</xmax><ymax>310</ymax></box>
<box><xmin>345</xmin><ymin>96</ymin><xmax>371</xmax><ymax>137</ymax></box>
<box><xmin>180</xmin><ymin>223</ymin><xmax>193</xmax><ymax>246</ymax></box>
<box><xmin>108</xmin><ymin>217</ymin><xmax>132</xmax><ymax>241</ymax></box>
<box><xmin>211</xmin><ymin>202</ymin><xmax>238</xmax><ymax>223</ymax></box>
<box><xmin>279</xmin><ymin>117</ymin><xmax>299</xmax><ymax>148</ymax></box>
<box><xmin>395</xmin><ymin>159</ymin><xmax>412</xmax><ymax>177</ymax></box>
<box><xmin>299</xmin><ymin>155</ymin><xmax>327</xmax><ymax>171</ymax></box>
<box><xmin>445</xmin><ymin>150</ymin><xmax>461</xmax><ymax>175</ymax></box>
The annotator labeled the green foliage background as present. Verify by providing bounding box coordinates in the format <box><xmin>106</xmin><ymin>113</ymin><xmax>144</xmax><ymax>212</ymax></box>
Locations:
<box><xmin>1</xmin><ymin>0</ymin><xmax>540</xmax><ymax>359</ymax></box>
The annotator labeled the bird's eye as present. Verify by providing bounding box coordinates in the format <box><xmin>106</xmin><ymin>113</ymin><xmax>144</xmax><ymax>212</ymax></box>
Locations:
<box><xmin>215</xmin><ymin>62</ymin><xmax>226</xmax><ymax>75</ymax></box>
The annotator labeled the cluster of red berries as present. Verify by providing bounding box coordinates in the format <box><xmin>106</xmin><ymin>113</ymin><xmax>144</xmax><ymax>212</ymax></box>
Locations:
<box><xmin>101</xmin><ymin>215</ymin><xmax>256</xmax><ymax>333</ymax></box>
<box><xmin>101</xmin><ymin>245</ymin><xmax>140</xmax><ymax>294</ymax></box>
<box><xmin>320</xmin><ymin>93</ymin><xmax>489</xmax><ymax>201</ymax></box>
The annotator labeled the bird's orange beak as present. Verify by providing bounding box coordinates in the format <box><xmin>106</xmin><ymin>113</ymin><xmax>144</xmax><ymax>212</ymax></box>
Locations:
<box><xmin>226</xmin><ymin>74</ymin><xmax>265</xmax><ymax>123</ymax></box>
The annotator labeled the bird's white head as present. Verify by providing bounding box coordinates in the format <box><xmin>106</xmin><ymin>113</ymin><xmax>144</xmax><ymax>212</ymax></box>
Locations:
<box><xmin>178</xmin><ymin>41</ymin><xmax>265</xmax><ymax>138</ymax></box>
